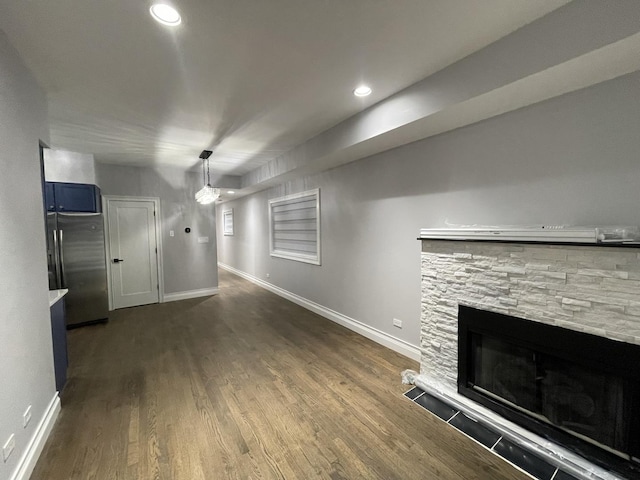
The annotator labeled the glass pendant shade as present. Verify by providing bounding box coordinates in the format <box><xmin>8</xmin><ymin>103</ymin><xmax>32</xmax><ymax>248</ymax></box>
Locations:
<box><xmin>195</xmin><ymin>185</ymin><xmax>220</xmax><ymax>204</ymax></box>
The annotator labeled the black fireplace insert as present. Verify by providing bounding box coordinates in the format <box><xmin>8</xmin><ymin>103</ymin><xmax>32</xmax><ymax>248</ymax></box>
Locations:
<box><xmin>457</xmin><ymin>305</ymin><xmax>640</xmax><ymax>478</ymax></box>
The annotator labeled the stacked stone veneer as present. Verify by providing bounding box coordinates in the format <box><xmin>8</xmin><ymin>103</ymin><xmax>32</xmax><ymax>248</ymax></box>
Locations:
<box><xmin>421</xmin><ymin>240</ymin><xmax>640</xmax><ymax>389</ymax></box>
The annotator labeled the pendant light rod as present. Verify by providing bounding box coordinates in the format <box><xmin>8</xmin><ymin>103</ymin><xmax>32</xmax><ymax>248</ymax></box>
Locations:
<box><xmin>200</xmin><ymin>149</ymin><xmax>213</xmax><ymax>185</ymax></box>
<box><xmin>207</xmin><ymin>155</ymin><xmax>211</xmax><ymax>186</ymax></box>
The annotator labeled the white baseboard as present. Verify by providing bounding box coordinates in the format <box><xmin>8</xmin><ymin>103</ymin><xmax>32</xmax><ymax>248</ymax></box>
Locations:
<box><xmin>10</xmin><ymin>393</ymin><xmax>61</xmax><ymax>480</ymax></box>
<box><xmin>163</xmin><ymin>287</ymin><xmax>220</xmax><ymax>303</ymax></box>
<box><xmin>218</xmin><ymin>263</ymin><xmax>421</xmax><ymax>361</ymax></box>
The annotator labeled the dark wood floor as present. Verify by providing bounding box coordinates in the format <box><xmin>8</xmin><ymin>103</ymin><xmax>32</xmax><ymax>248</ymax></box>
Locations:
<box><xmin>31</xmin><ymin>270</ymin><xmax>528</xmax><ymax>480</ymax></box>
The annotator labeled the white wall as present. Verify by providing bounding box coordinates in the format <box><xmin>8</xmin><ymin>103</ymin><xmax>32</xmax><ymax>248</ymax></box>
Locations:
<box><xmin>43</xmin><ymin>148</ymin><xmax>96</xmax><ymax>185</ymax></box>
<box><xmin>0</xmin><ymin>31</ymin><xmax>56</xmax><ymax>480</ymax></box>
<box><xmin>217</xmin><ymin>70</ymin><xmax>640</xmax><ymax>354</ymax></box>
<box><xmin>95</xmin><ymin>163</ymin><xmax>218</xmax><ymax>295</ymax></box>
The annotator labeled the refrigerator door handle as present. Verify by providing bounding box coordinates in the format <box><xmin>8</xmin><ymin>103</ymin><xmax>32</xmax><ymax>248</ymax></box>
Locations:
<box><xmin>58</xmin><ymin>229</ymin><xmax>67</xmax><ymax>288</ymax></box>
<box><xmin>52</xmin><ymin>227</ymin><xmax>62</xmax><ymax>288</ymax></box>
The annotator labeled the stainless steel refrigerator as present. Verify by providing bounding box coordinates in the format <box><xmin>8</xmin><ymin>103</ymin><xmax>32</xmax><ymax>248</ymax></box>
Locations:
<box><xmin>47</xmin><ymin>212</ymin><xmax>109</xmax><ymax>327</ymax></box>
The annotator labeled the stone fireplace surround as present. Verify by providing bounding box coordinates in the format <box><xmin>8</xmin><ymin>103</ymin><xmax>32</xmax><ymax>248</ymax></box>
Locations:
<box><xmin>419</xmin><ymin>239</ymin><xmax>640</xmax><ymax>479</ymax></box>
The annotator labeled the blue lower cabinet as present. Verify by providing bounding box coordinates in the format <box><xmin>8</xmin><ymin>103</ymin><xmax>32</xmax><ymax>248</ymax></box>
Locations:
<box><xmin>50</xmin><ymin>300</ymin><xmax>68</xmax><ymax>392</ymax></box>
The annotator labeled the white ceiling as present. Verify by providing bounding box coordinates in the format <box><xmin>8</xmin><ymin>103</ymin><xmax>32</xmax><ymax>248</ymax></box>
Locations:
<box><xmin>0</xmin><ymin>0</ymin><xmax>568</xmax><ymax>176</ymax></box>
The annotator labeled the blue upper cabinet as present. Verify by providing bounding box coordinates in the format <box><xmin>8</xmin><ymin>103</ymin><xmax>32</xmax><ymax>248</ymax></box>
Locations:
<box><xmin>45</xmin><ymin>182</ymin><xmax>56</xmax><ymax>211</ymax></box>
<box><xmin>46</xmin><ymin>182</ymin><xmax>102</xmax><ymax>213</ymax></box>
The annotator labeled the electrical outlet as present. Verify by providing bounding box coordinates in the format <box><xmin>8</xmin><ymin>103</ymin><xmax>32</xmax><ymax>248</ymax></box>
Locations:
<box><xmin>23</xmin><ymin>405</ymin><xmax>32</xmax><ymax>428</ymax></box>
<box><xmin>197</xmin><ymin>236</ymin><xmax>209</xmax><ymax>243</ymax></box>
<box><xmin>266</xmin><ymin>273</ymin><xmax>270</xmax><ymax>278</ymax></box>
<box><xmin>169</xmin><ymin>230</ymin><xmax>175</xmax><ymax>237</ymax></box>
<box><xmin>393</xmin><ymin>318</ymin><xmax>403</xmax><ymax>328</ymax></box>
<box><xmin>3</xmin><ymin>434</ymin><xmax>15</xmax><ymax>462</ymax></box>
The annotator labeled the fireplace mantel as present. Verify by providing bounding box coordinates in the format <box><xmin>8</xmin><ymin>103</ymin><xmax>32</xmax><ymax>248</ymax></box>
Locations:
<box><xmin>419</xmin><ymin>238</ymin><xmax>640</xmax><ymax>479</ymax></box>
<box><xmin>420</xmin><ymin>239</ymin><xmax>640</xmax><ymax>353</ymax></box>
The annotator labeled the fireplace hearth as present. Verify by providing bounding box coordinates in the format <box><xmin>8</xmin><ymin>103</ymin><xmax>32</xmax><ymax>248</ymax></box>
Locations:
<box><xmin>458</xmin><ymin>305</ymin><xmax>640</xmax><ymax>478</ymax></box>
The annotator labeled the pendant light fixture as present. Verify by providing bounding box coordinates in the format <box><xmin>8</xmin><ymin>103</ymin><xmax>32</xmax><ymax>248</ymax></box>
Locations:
<box><xmin>195</xmin><ymin>150</ymin><xmax>220</xmax><ymax>205</ymax></box>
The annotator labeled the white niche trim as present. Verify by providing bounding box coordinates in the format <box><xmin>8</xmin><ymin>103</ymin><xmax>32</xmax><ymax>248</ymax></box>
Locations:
<box><xmin>268</xmin><ymin>189</ymin><xmax>320</xmax><ymax>265</ymax></box>
<box><xmin>223</xmin><ymin>209</ymin><xmax>234</xmax><ymax>236</ymax></box>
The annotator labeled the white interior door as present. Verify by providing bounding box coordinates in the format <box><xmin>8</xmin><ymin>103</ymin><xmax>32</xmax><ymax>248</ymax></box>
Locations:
<box><xmin>107</xmin><ymin>199</ymin><xmax>159</xmax><ymax>309</ymax></box>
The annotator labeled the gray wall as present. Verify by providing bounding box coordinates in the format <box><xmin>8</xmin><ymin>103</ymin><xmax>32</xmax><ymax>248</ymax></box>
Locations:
<box><xmin>217</xmin><ymin>71</ymin><xmax>640</xmax><ymax>351</ymax></box>
<box><xmin>241</xmin><ymin>0</ymin><xmax>640</xmax><ymax>192</ymax></box>
<box><xmin>95</xmin><ymin>164</ymin><xmax>218</xmax><ymax>295</ymax></box>
<box><xmin>0</xmin><ymin>31</ymin><xmax>55</xmax><ymax>479</ymax></box>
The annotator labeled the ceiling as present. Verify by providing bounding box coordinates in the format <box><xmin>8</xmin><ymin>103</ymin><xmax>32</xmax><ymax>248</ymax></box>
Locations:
<box><xmin>0</xmin><ymin>0</ymin><xmax>568</xmax><ymax>176</ymax></box>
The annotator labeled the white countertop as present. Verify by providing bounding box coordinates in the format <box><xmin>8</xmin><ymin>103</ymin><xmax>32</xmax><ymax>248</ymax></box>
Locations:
<box><xmin>49</xmin><ymin>289</ymin><xmax>68</xmax><ymax>307</ymax></box>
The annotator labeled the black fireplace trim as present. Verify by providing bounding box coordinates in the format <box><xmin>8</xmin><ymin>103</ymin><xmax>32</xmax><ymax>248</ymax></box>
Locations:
<box><xmin>457</xmin><ymin>305</ymin><xmax>640</xmax><ymax>480</ymax></box>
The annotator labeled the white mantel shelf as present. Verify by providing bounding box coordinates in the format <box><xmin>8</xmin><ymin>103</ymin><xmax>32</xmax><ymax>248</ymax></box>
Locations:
<box><xmin>419</xmin><ymin>227</ymin><xmax>640</xmax><ymax>247</ymax></box>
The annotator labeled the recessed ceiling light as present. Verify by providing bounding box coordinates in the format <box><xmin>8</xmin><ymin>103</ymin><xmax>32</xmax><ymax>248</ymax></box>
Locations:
<box><xmin>150</xmin><ymin>4</ymin><xmax>181</xmax><ymax>26</ymax></box>
<box><xmin>353</xmin><ymin>85</ymin><xmax>372</xmax><ymax>97</ymax></box>
<box><xmin>227</xmin><ymin>191</ymin><xmax>235</xmax><ymax>195</ymax></box>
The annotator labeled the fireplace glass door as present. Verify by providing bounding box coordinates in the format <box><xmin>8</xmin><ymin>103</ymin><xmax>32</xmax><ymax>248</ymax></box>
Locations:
<box><xmin>457</xmin><ymin>305</ymin><xmax>640</xmax><ymax>475</ymax></box>
<box><xmin>472</xmin><ymin>333</ymin><xmax>627</xmax><ymax>453</ymax></box>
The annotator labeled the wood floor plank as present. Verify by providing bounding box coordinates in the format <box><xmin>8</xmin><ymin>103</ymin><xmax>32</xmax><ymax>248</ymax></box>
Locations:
<box><xmin>30</xmin><ymin>269</ymin><xmax>530</xmax><ymax>480</ymax></box>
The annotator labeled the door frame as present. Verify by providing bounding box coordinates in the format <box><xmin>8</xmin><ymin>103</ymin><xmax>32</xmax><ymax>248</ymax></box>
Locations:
<box><xmin>103</xmin><ymin>195</ymin><xmax>164</xmax><ymax>310</ymax></box>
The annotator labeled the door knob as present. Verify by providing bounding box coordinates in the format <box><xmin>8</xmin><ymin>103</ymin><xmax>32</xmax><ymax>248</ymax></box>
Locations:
<box><xmin>113</xmin><ymin>258</ymin><xmax>124</xmax><ymax>263</ymax></box>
